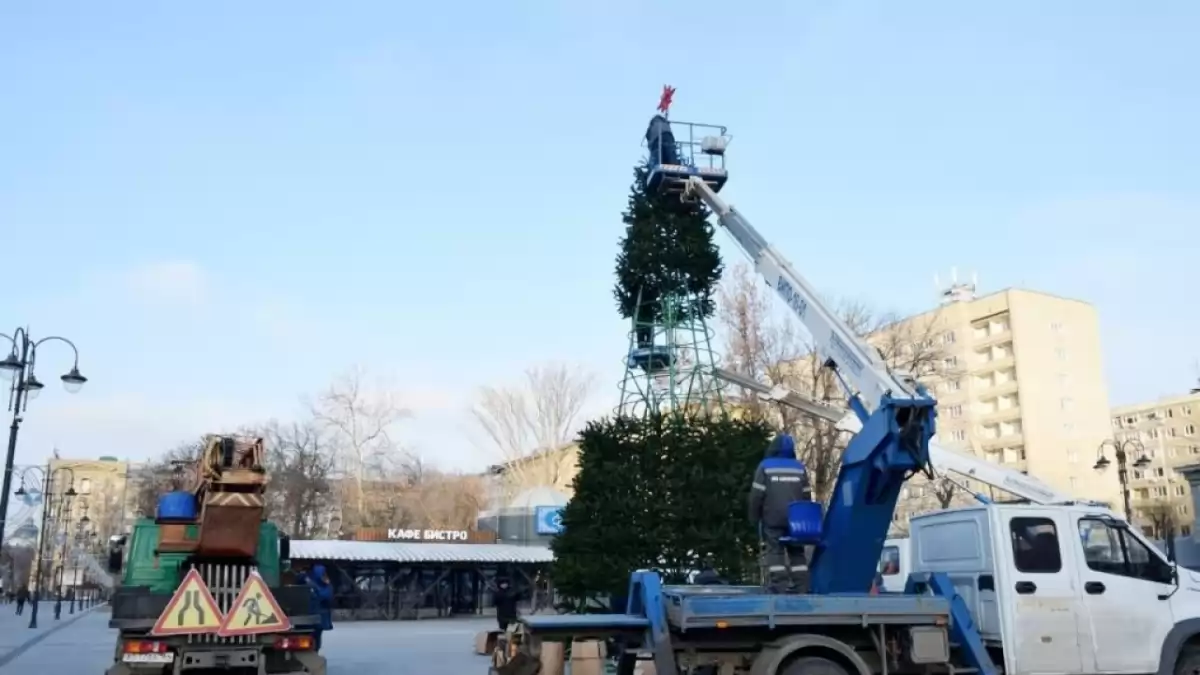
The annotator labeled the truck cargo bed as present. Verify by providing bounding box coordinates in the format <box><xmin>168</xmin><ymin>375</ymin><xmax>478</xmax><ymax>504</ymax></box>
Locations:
<box><xmin>660</xmin><ymin>585</ymin><xmax>951</xmax><ymax>631</ymax></box>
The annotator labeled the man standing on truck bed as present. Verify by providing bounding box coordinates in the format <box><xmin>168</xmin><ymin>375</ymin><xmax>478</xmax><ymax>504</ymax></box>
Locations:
<box><xmin>748</xmin><ymin>433</ymin><xmax>812</xmax><ymax>593</ymax></box>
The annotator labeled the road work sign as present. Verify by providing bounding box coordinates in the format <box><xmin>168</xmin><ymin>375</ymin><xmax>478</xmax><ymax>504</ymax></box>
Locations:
<box><xmin>217</xmin><ymin>570</ymin><xmax>291</xmax><ymax>637</ymax></box>
<box><xmin>151</xmin><ymin>568</ymin><xmax>224</xmax><ymax>636</ymax></box>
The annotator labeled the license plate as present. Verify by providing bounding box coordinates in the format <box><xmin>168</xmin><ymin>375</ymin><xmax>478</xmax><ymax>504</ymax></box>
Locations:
<box><xmin>122</xmin><ymin>653</ymin><xmax>175</xmax><ymax>664</ymax></box>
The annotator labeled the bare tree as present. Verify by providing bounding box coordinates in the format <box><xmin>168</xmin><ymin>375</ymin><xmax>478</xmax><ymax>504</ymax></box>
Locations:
<box><xmin>0</xmin><ymin>543</ymin><xmax>35</xmax><ymax>589</ymax></box>
<box><xmin>311</xmin><ymin>367</ymin><xmax>411</xmax><ymax>533</ymax></box>
<box><xmin>716</xmin><ymin>263</ymin><xmax>955</xmax><ymax>503</ymax></box>
<box><xmin>259</xmin><ymin>420</ymin><xmax>336</xmax><ymax>539</ymax></box>
<box><xmin>1142</xmin><ymin>498</ymin><xmax>1183</xmax><ymax>540</ymax></box>
<box><xmin>471</xmin><ymin>362</ymin><xmax>596</xmax><ymax>500</ymax></box>
<box><xmin>129</xmin><ymin>438</ymin><xmax>207</xmax><ymax>517</ymax></box>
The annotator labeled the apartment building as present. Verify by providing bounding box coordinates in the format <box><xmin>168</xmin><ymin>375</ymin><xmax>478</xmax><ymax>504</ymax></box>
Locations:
<box><xmin>1110</xmin><ymin>391</ymin><xmax>1200</xmax><ymax>537</ymax></box>
<box><xmin>886</xmin><ymin>281</ymin><xmax>1119</xmax><ymax>532</ymax></box>
<box><xmin>36</xmin><ymin>457</ymin><xmax>137</xmax><ymax>589</ymax></box>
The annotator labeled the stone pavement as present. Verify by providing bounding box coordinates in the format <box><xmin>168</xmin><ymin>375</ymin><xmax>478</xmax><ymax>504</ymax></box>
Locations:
<box><xmin>0</xmin><ymin>600</ymin><xmax>104</xmax><ymax>668</ymax></box>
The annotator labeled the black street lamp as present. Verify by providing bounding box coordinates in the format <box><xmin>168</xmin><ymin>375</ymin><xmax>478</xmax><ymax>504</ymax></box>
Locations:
<box><xmin>1094</xmin><ymin>438</ymin><xmax>1151</xmax><ymax>524</ymax></box>
<box><xmin>14</xmin><ymin>465</ymin><xmax>76</xmax><ymax>628</ymax></box>
<box><xmin>68</xmin><ymin>502</ymin><xmax>90</xmax><ymax>615</ymax></box>
<box><xmin>0</xmin><ymin>328</ymin><xmax>87</xmax><ymax>556</ymax></box>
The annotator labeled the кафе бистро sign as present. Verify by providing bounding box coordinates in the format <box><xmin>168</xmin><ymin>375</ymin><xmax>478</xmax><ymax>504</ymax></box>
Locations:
<box><xmin>386</xmin><ymin>529</ymin><xmax>470</xmax><ymax>542</ymax></box>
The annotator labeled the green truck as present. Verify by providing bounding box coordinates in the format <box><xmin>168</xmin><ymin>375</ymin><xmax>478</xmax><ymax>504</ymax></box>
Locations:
<box><xmin>105</xmin><ymin>436</ymin><xmax>327</xmax><ymax>675</ymax></box>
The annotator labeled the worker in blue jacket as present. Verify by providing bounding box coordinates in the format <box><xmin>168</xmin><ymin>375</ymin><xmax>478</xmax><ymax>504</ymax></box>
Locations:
<box><xmin>748</xmin><ymin>433</ymin><xmax>812</xmax><ymax>593</ymax></box>
<box><xmin>303</xmin><ymin>565</ymin><xmax>334</xmax><ymax>651</ymax></box>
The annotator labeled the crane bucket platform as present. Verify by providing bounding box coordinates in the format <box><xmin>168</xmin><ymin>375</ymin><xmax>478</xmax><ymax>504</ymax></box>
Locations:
<box><xmin>644</xmin><ymin>116</ymin><xmax>730</xmax><ymax>194</ymax></box>
<box><xmin>194</xmin><ymin>435</ymin><xmax>267</xmax><ymax>558</ymax></box>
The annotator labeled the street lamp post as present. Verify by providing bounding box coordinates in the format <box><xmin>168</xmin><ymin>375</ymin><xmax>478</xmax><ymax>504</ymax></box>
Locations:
<box><xmin>14</xmin><ymin>465</ymin><xmax>76</xmax><ymax>629</ymax></box>
<box><xmin>1094</xmin><ymin>438</ymin><xmax>1151</xmax><ymax>524</ymax></box>
<box><xmin>68</xmin><ymin>502</ymin><xmax>90</xmax><ymax>615</ymax></box>
<box><xmin>0</xmin><ymin>328</ymin><xmax>87</xmax><ymax>555</ymax></box>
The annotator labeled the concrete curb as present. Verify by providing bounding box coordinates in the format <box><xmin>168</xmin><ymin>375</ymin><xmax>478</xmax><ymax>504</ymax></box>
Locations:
<box><xmin>0</xmin><ymin>603</ymin><xmax>106</xmax><ymax>669</ymax></box>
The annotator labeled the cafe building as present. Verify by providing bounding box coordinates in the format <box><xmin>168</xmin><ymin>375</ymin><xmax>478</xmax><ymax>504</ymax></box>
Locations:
<box><xmin>290</xmin><ymin>526</ymin><xmax>553</xmax><ymax>621</ymax></box>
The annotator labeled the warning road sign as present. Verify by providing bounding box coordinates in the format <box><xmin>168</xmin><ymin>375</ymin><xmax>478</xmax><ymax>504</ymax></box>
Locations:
<box><xmin>151</xmin><ymin>568</ymin><xmax>224</xmax><ymax>636</ymax></box>
<box><xmin>217</xmin><ymin>570</ymin><xmax>291</xmax><ymax>637</ymax></box>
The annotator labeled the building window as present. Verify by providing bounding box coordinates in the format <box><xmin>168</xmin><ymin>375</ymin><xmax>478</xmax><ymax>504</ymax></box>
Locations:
<box><xmin>944</xmin><ymin>356</ymin><xmax>958</xmax><ymax>369</ymax></box>
<box><xmin>1185</xmin><ymin>406</ymin><xmax>1194</xmax><ymax>416</ymax></box>
<box><xmin>943</xmin><ymin>331</ymin><xmax>956</xmax><ymax>345</ymax></box>
<box><xmin>949</xmin><ymin>405</ymin><xmax>964</xmax><ymax>418</ymax></box>
<box><xmin>947</xmin><ymin>379</ymin><xmax>961</xmax><ymax>392</ymax></box>
<box><xmin>1186</xmin><ymin>425</ymin><xmax>1196</xmax><ymax>437</ymax></box>
<box><xmin>1055</xmin><ymin>347</ymin><xmax>1069</xmax><ymax>361</ymax></box>
<box><xmin>1010</xmin><ymin>517</ymin><xmax>1062</xmax><ymax>573</ymax></box>
<box><xmin>1069</xmin><ymin>476</ymin><xmax>1078</xmax><ymax>489</ymax></box>
<box><xmin>951</xmin><ymin>429</ymin><xmax>968</xmax><ymax>442</ymax></box>
<box><xmin>1060</xmin><ymin>397</ymin><xmax>1074</xmax><ymax>411</ymax></box>
<box><xmin>1050</xmin><ymin>321</ymin><xmax>1064</xmax><ymax>333</ymax></box>
<box><xmin>1063</xmin><ymin>422</ymin><xmax>1075</xmax><ymax>434</ymax></box>
<box><xmin>1067</xmin><ymin>449</ymin><xmax>1079</xmax><ymax>463</ymax></box>
<box><xmin>79</xmin><ymin>478</ymin><xmax>91</xmax><ymax>494</ymax></box>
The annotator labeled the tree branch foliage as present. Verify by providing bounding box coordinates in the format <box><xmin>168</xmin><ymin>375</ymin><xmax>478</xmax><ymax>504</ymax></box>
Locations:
<box><xmin>472</xmin><ymin>363</ymin><xmax>597</xmax><ymax>502</ymax></box>
<box><xmin>551</xmin><ymin>413</ymin><xmax>772</xmax><ymax>610</ymax></box>
<box><xmin>135</xmin><ymin>367</ymin><xmax>485</xmax><ymax>539</ymax></box>
<box><xmin>614</xmin><ymin>166</ymin><xmax>723</xmax><ymax>322</ymax></box>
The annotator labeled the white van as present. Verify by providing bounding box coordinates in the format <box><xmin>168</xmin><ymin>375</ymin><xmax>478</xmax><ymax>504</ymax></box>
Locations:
<box><xmin>877</xmin><ymin>537</ymin><xmax>911</xmax><ymax>592</ymax></box>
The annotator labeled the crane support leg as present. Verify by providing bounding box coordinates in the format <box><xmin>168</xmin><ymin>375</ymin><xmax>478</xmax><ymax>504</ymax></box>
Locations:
<box><xmin>808</xmin><ymin>394</ymin><xmax>937</xmax><ymax>594</ymax></box>
<box><xmin>906</xmin><ymin>573</ymin><xmax>999</xmax><ymax>675</ymax></box>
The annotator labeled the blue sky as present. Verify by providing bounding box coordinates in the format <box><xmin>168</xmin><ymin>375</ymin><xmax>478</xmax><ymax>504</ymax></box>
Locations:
<box><xmin>0</xmin><ymin>1</ymin><xmax>1196</xmax><ymax>472</ymax></box>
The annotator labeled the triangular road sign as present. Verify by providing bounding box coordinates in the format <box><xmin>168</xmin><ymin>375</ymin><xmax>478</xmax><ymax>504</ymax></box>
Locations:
<box><xmin>151</xmin><ymin>568</ymin><xmax>224</xmax><ymax>636</ymax></box>
<box><xmin>217</xmin><ymin>570</ymin><xmax>291</xmax><ymax>637</ymax></box>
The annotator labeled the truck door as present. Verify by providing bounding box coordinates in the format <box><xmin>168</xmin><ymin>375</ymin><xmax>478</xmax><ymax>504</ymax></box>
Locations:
<box><xmin>1000</xmin><ymin>510</ymin><xmax>1084</xmax><ymax>675</ymax></box>
<box><xmin>1074</xmin><ymin>515</ymin><xmax>1176</xmax><ymax>673</ymax></box>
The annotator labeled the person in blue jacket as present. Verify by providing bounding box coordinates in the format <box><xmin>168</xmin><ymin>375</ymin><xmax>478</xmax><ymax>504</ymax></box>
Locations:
<box><xmin>303</xmin><ymin>565</ymin><xmax>334</xmax><ymax>651</ymax></box>
<box><xmin>748</xmin><ymin>433</ymin><xmax>812</xmax><ymax>593</ymax></box>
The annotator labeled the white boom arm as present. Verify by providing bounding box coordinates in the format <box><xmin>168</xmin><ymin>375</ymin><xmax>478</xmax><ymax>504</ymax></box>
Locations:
<box><xmin>710</xmin><ymin>367</ymin><xmax>1076</xmax><ymax>505</ymax></box>
<box><xmin>686</xmin><ymin>178</ymin><xmax>920</xmax><ymax>413</ymax></box>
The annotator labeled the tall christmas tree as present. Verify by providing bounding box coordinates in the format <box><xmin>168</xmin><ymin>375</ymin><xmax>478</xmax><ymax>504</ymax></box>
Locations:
<box><xmin>613</xmin><ymin>155</ymin><xmax>724</xmax><ymax>417</ymax></box>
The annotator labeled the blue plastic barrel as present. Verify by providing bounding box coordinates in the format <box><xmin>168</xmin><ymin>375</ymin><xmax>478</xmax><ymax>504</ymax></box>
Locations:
<box><xmin>786</xmin><ymin>500</ymin><xmax>823</xmax><ymax>544</ymax></box>
<box><xmin>156</xmin><ymin>491</ymin><xmax>198</xmax><ymax>521</ymax></box>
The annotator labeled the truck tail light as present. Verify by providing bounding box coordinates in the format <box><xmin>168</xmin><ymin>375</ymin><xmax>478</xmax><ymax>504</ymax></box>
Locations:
<box><xmin>123</xmin><ymin>640</ymin><xmax>170</xmax><ymax>654</ymax></box>
<box><xmin>273</xmin><ymin>635</ymin><xmax>314</xmax><ymax>651</ymax></box>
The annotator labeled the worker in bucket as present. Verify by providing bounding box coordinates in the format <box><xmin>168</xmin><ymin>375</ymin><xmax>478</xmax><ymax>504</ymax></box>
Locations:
<box><xmin>748</xmin><ymin>433</ymin><xmax>812</xmax><ymax>593</ymax></box>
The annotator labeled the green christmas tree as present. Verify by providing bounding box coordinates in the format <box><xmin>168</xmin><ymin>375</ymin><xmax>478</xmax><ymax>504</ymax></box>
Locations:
<box><xmin>613</xmin><ymin>165</ymin><xmax>723</xmax><ymax>324</ymax></box>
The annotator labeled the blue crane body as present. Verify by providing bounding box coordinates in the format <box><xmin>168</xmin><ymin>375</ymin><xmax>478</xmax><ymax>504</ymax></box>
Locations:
<box><xmin>507</xmin><ymin>111</ymin><xmax>999</xmax><ymax>675</ymax></box>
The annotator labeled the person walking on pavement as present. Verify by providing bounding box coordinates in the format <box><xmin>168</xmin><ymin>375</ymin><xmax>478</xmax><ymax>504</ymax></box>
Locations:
<box><xmin>748</xmin><ymin>433</ymin><xmax>813</xmax><ymax>593</ymax></box>
<box><xmin>492</xmin><ymin>577</ymin><xmax>518</xmax><ymax>632</ymax></box>
<box><xmin>302</xmin><ymin>566</ymin><xmax>334</xmax><ymax>652</ymax></box>
<box><xmin>15</xmin><ymin>586</ymin><xmax>28</xmax><ymax>615</ymax></box>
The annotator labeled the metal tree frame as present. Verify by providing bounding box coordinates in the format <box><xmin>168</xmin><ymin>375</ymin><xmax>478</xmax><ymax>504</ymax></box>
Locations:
<box><xmin>617</xmin><ymin>288</ymin><xmax>726</xmax><ymax>419</ymax></box>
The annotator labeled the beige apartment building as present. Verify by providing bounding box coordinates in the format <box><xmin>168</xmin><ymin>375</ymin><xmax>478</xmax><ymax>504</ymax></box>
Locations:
<box><xmin>1110</xmin><ymin>391</ymin><xmax>1200</xmax><ymax>537</ymax></box>
<box><xmin>886</xmin><ymin>281</ymin><xmax>1119</xmax><ymax>532</ymax></box>
<box><xmin>35</xmin><ymin>457</ymin><xmax>137</xmax><ymax>589</ymax></box>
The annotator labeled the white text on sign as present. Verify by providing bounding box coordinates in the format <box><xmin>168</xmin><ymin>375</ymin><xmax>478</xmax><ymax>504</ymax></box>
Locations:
<box><xmin>386</xmin><ymin>529</ymin><xmax>469</xmax><ymax>541</ymax></box>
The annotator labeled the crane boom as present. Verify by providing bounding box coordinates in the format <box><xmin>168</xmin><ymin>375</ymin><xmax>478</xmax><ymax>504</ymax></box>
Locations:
<box><xmin>686</xmin><ymin>178</ymin><xmax>921</xmax><ymax>410</ymax></box>
<box><xmin>711</xmin><ymin>367</ymin><xmax>1076</xmax><ymax>505</ymax></box>
<box><xmin>682</xmin><ymin>175</ymin><xmax>940</xmax><ymax>594</ymax></box>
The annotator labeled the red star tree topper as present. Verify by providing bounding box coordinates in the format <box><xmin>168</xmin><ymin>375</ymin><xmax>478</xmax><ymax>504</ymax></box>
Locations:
<box><xmin>657</xmin><ymin>85</ymin><xmax>676</xmax><ymax>115</ymax></box>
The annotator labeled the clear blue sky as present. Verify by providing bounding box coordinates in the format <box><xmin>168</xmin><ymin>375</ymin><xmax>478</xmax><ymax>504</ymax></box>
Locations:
<box><xmin>1</xmin><ymin>1</ymin><xmax>1196</xmax><ymax>471</ymax></box>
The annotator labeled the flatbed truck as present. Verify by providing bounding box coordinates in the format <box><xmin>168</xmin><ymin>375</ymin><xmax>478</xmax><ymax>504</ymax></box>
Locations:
<box><xmin>492</xmin><ymin>102</ymin><xmax>1200</xmax><ymax>675</ymax></box>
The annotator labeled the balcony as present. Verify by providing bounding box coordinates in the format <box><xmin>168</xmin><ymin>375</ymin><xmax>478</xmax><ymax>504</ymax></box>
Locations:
<box><xmin>979</xmin><ymin>433</ymin><xmax>1024</xmax><ymax>451</ymax></box>
<box><xmin>978</xmin><ymin>406</ymin><xmax>1022</xmax><ymax>425</ymax></box>
<box><xmin>971</xmin><ymin>355</ymin><xmax>1015</xmax><ymax>374</ymax></box>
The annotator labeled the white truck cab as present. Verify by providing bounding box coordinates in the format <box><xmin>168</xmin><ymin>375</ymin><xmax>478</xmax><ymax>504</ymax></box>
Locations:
<box><xmin>911</xmin><ymin>502</ymin><xmax>1200</xmax><ymax>675</ymax></box>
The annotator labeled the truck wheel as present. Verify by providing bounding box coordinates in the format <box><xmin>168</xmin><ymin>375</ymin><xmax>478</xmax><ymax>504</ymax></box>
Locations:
<box><xmin>1175</xmin><ymin>649</ymin><xmax>1200</xmax><ymax>675</ymax></box>
<box><xmin>781</xmin><ymin>656</ymin><xmax>851</xmax><ymax>675</ymax></box>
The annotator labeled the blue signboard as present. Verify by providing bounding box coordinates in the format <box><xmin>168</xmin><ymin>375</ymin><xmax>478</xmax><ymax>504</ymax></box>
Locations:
<box><xmin>535</xmin><ymin>506</ymin><xmax>565</xmax><ymax>535</ymax></box>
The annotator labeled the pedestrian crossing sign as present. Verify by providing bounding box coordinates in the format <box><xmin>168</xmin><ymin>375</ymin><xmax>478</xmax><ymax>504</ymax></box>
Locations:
<box><xmin>151</xmin><ymin>568</ymin><xmax>224</xmax><ymax>636</ymax></box>
<box><xmin>217</xmin><ymin>570</ymin><xmax>291</xmax><ymax>637</ymax></box>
